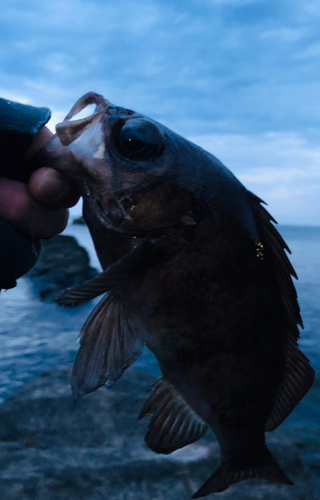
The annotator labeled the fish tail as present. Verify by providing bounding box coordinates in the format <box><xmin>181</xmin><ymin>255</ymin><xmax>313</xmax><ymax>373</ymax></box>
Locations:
<box><xmin>192</xmin><ymin>448</ymin><xmax>293</xmax><ymax>498</ymax></box>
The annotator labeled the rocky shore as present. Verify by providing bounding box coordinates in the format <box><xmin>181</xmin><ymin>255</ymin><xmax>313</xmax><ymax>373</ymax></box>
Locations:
<box><xmin>0</xmin><ymin>365</ymin><xmax>319</xmax><ymax>500</ymax></box>
<box><xmin>2</xmin><ymin>229</ymin><xmax>319</xmax><ymax>499</ymax></box>
<box><xmin>26</xmin><ymin>235</ymin><xmax>97</xmax><ymax>300</ymax></box>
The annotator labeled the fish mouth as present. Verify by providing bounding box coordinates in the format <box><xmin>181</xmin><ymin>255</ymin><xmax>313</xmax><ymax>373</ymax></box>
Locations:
<box><xmin>56</xmin><ymin>92</ymin><xmax>109</xmax><ymax>147</ymax></box>
<box><xmin>64</xmin><ymin>92</ymin><xmax>108</xmax><ymax>121</ymax></box>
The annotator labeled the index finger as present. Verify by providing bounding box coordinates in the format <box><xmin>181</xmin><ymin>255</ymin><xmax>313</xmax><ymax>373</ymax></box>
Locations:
<box><xmin>0</xmin><ymin>178</ymin><xmax>69</xmax><ymax>238</ymax></box>
<box><xmin>28</xmin><ymin>168</ymin><xmax>80</xmax><ymax>209</ymax></box>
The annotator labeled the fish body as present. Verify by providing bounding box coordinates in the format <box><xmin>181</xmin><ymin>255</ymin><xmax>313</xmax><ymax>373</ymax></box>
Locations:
<box><xmin>51</xmin><ymin>93</ymin><xmax>314</xmax><ymax>497</ymax></box>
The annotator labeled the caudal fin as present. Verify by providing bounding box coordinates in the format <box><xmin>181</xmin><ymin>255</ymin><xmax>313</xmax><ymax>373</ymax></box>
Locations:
<box><xmin>192</xmin><ymin>450</ymin><xmax>293</xmax><ymax>498</ymax></box>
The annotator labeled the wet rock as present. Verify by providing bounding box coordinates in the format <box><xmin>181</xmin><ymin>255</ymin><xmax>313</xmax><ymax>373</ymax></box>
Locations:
<box><xmin>26</xmin><ymin>235</ymin><xmax>97</xmax><ymax>300</ymax></box>
<box><xmin>0</xmin><ymin>366</ymin><xmax>318</xmax><ymax>500</ymax></box>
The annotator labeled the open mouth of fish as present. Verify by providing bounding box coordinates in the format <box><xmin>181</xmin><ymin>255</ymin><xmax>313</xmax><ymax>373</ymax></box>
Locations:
<box><xmin>55</xmin><ymin>92</ymin><xmax>109</xmax><ymax>146</ymax></box>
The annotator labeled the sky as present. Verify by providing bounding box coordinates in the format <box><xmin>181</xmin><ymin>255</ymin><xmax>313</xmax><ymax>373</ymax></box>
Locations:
<box><xmin>1</xmin><ymin>0</ymin><xmax>320</xmax><ymax>224</ymax></box>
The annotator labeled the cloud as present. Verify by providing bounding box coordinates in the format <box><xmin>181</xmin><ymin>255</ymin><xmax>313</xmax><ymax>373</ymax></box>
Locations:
<box><xmin>201</xmin><ymin>0</ymin><xmax>264</xmax><ymax>4</ymax></box>
<box><xmin>304</xmin><ymin>0</ymin><xmax>320</xmax><ymax>17</ymax></box>
<box><xmin>293</xmin><ymin>42</ymin><xmax>320</xmax><ymax>59</ymax></box>
<box><xmin>259</xmin><ymin>27</ymin><xmax>307</xmax><ymax>43</ymax></box>
<box><xmin>0</xmin><ymin>0</ymin><xmax>318</xmax><ymax>137</ymax></box>
<box><xmin>189</xmin><ymin>132</ymin><xmax>320</xmax><ymax>225</ymax></box>
<box><xmin>66</xmin><ymin>128</ymin><xmax>320</xmax><ymax>226</ymax></box>
<box><xmin>1</xmin><ymin>0</ymin><xmax>320</xmax><ymax>224</ymax></box>
<box><xmin>0</xmin><ymin>89</ymin><xmax>31</xmax><ymax>105</ymax></box>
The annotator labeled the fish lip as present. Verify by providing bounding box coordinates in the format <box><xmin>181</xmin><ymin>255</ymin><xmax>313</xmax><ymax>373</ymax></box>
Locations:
<box><xmin>56</xmin><ymin>92</ymin><xmax>109</xmax><ymax>147</ymax></box>
<box><xmin>64</xmin><ymin>92</ymin><xmax>109</xmax><ymax>121</ymax></box>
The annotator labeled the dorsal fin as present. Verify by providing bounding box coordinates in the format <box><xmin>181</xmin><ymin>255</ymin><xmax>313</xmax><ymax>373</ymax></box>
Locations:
<box><xmin>248</xmin><ymin>192</ymin><xmax>302</xmax><ymax>333</ymax></box>
<box><xmin>248</xmin><ymin>192</ymin><xmax>314</xmax><ymax>429</ymax></box>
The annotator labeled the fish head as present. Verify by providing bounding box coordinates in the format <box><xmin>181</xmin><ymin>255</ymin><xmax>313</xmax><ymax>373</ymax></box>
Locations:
<box><xmin>51</xmin><ymin>92</ymin><xmax>260</xmax><ymax>267</ymax></box>
<box><xmin>54</xmin><ymin>92</ymin><xmax>200</xmax><ymax>246</ymax></box>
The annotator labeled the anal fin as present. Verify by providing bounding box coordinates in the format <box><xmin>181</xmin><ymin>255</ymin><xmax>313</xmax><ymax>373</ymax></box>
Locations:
<box><xmin>72</xmin><ymin>292</ymin><xmax>144</xmax><ymax>400</ymax></box>
<box><xmin>265</xmin><ymin>343</ymin><xmax>315</xmax><ymax>432</ymax></box>
<box><xmin>138</xmin><ymin>378</ymin><xmax>208</xmax><ymax>454</ymax></box>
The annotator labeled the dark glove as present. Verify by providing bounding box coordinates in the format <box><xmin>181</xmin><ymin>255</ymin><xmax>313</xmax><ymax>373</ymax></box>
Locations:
<box><xmin>0</xmin><ymin>98</ymin><xmax>51</xmax><ymax>290</ymax></box>
<box><xmin>0</xmin><ymin>219</ymin><xmax>41</xmax><ymax>290</ymax></box>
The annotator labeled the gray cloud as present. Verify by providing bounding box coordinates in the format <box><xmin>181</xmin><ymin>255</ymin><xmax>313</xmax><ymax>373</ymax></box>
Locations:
<box><xmin>189</xmin><ymin>131</ymin><xmax>320</xmax><ymax>225</ymax></box>
<box><xmin>1</xmin><ymin>0</ymin><xmax>320</xmax><ymax>223</ymax></box>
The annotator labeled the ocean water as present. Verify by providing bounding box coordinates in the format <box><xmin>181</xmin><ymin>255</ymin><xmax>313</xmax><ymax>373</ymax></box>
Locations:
<box><xmin>0</xmin><ymin>224</ymin><xmax>319</xmax><ymax>403</ymax></box>
<box><xmin>277</xmin><ymin>226</ymin><xmax>320</xmax><ymax>372</ymax></box>
<box><xmin>1</xmin><ymin>223</ymin><xmax>320</xmax><ymax>498</ymax></box>
<box><xmin>0</xmin><ymin>224</ymin><xmax>161</xmax><ymax>403</ymax></box>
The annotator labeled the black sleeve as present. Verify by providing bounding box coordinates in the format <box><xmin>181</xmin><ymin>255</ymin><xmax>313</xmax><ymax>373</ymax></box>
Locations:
<box><xmin>0</xmin><ymin>98</ymin><xmax>51</xmax><ymax>290</ymax></box>
<box><xmin>0</xmin><ymin>98</ymin><xmax>51</xmax><ymax>181</ymax></box>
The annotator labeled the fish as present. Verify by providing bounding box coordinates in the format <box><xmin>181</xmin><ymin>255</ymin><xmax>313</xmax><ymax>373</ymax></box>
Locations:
<box><xmin>47</xmin><ymin>92</ymin><xmax>314</xmax><ymax>497</ymax></box>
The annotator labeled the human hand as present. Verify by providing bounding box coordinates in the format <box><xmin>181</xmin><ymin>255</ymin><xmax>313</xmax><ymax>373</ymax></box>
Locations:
<box><xmin>0</xmin><ymin>127</ymin><xmax>80</xmax><ymax>238</ymax></box>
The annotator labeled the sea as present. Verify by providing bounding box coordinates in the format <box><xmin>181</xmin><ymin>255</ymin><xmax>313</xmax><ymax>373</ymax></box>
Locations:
<box><xmin>0</xmin><ymin>223</ymin><xmax>319</xmax><ymax>425</ymax></box>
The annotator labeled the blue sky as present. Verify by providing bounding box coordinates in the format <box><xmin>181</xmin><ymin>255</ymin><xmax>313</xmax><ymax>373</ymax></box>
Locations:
<box><xmin>1</xmin><ymin>0</ymin><xmax>320</xmax><ymax>224</ymax></box>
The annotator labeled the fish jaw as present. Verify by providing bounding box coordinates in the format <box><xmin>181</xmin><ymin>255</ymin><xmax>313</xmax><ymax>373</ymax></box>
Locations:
<box><xmin>39</xmin><ymin>93</ymin><xmax>111</xmax><ymax>188</ymax></box>
<box><xmin>64</xmin><ymin>92</ymin><xmax>109</xmax><ymax>121</ymax></box>
<box><xmin>55</xmin><ymin>93</ymin><xmax>108</xmax><ymax>164</ymax></box>
<box><xmin>56</xmin><ymin>91</ymin><xmax>109</xmax><ymax>145</ymax></box>
<box><xmin>54</xmin><ymin>93</ymin><xmax>136</xmax><ymax>237</ymax></box>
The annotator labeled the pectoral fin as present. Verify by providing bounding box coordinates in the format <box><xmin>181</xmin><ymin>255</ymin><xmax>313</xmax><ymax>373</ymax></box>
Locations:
<box><xmin>72</xmin><ymin>292</ymin><xmax>144</xmax><ymax>400</ymax></box>
<box><xmin>139</xmin><ymin>378</ymin><xmax>208</xmax><ymax>454</ymax></box>
<box><xmin>56</xmin><ymin>241</ymin><xmax>149</xmax><ymax>306</ymax></box>
<box><xmin>56</xmin><ymin>270</ymin><xmax>119</xmax><ymax>306</ymax></box>
<box><xmin>249</xmin><ymin>192</ymin><xmax>315</xmax><ymax>428</ymax></box>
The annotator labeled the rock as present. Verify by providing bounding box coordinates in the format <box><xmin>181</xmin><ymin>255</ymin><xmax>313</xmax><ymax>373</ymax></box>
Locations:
<box><xmin>26</xmin><ymin>235</ymin><xmax>97</xmax><ymax>300</ymax></box>
<box><xmin>0</xmin><ymin>365</ymin><xmax>318</xmax><ymax>500</ymax></box>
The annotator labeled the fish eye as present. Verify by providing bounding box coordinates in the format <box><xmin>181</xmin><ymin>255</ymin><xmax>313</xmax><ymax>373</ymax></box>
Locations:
<box><xmin>113</xmin><ymin>119</ymin><xmax>163</xmax><ymax>161</ymax></box>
